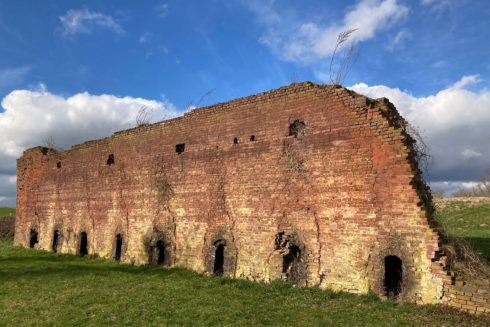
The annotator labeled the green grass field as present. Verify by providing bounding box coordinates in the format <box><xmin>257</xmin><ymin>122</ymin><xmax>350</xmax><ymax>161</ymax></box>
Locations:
<box><xmin>435</xmin><ymin>201</ymin><xmax>490</xmax><ymax>261</ymax></box>
<box><xmin>0</xmin><ymin>240</ymin><xmax>488</xmax><ymax>327</ymax></box>
<box><xmin>0</xmin><ymin>207</ymin><xmax>15</xmax><ymax>216</ymax></box>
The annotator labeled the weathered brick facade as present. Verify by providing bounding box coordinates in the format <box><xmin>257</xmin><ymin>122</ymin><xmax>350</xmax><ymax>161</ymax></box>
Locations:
<box><xmin>15</xmin><ymin>82</ymin><xmax>448</xmax><ymax>303</ymax></box>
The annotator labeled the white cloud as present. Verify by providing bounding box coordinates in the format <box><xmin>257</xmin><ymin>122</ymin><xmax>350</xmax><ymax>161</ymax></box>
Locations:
<box><xmin>430</xmin><ymin>180</ymin><xmax>477</xmax><ymax>195</ymax></box>
<box><xmin>253</xmin><ymin>0</ymin><xmax>408</xmax><ymax>63</ymax></box>
<box><xmin>59</xmin><ymin>9</ymin><xmax>123</xmax><ymax>35</ymax></box>
<box><xmin>0</xmin><ymin>85</ymin><xmax>180</xmax><ymax>206</ymax></box>
<box><xmin>0</xmin><ymin>85</ymin><xmax>179</xmax><ymax>172</ymax></box>
<box><xmin>139</xmin><ymin>32</ymin><xmax>151</xmax><ymax>43</ymax></box>
<box><xmin>154</xmin><ymin>3</ymin><xmax>169</xmax><ymax>18</ymax></box>
<box><xmin>349</xmin><ymin>75</ymin><xmax>490</xmax><ymax>184</ymax></box>
<box><xmin>386</xmin><ymin>29</ymin><xmax>411</xmax><ymax>51</ymax></box>
<box><xmin>461</xmin><ymin>149</ymin><xmax>482</xmax><ymax>159</ymax></box>
<box><xmin>421</xmin><ymin>0</ymin><xmax>450</xmax><ymax>11</ymax></box>
<box><xmin>0</xmin><ymin>66</ymin><xmax>30</xmax><ymax>88</ymax></box>
<box><xmin>461</xmin><ymin>181</ymin><xmax>479</xmax><ymax>189</ymax></box>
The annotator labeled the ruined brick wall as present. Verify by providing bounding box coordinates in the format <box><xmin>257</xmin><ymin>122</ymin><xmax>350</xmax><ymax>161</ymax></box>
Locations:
<box><xmin>443</xmin><ymin>284</ymin><xmax>490</xmax><ymax>314</ymax></box>
<box><xmin>15</xmin><ymin>82</ymin><xmax>445</xmax><ymax>303</ymax></box>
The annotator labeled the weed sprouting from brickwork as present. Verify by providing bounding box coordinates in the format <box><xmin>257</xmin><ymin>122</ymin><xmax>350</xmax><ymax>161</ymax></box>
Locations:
<box><xmin>157</xmin><ymin>177</ymin><xmax>173</xmax><ymax>203</ymax></box>
<box><xmin>136</xmin><ymin>106</ymin><xmax>152</xmax><ymax>126</ymax></box>
<box><xmin>283</xmin><ymin>142</ymin><xmax>305</xmax><ymax>175</ymax></box>
<box><xmin>289</xmin><ymin>120</ymin><xmax>306</xmax><ymax>138</ymax></box>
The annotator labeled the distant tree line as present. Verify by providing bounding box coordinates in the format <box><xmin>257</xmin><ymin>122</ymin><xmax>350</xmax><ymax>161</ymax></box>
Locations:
<box><xmin>436</xmin><ymin>165</ymin><xmax>490</xmax><ymax>198</ymax></box>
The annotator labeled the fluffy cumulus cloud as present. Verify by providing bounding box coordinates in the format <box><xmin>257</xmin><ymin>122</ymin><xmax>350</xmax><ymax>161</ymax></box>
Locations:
<box><xmin>59</xmin><ymin>9</ymin><xmax>123</xmax><ymax>35</ymax></box>
<box><xmin>349</xmin><ymin>75</ymin><xmax>490</xmax><ymax>194</ymax></box>
<box><xmin>0</xmin><ymin>85</ymin><xmax>179</xmax><ymax>206</ymax></box>
<box><xmin>254</xmin><ymin>0</ymin><xmax>408</xmax><ymax>63</ymax></box>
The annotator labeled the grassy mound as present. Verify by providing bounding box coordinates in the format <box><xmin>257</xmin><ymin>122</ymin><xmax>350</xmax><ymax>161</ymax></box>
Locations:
<box><xmin>0</xmin><ymin>240</ymin><xmax>488</xmax><ymax>326</ymax></box>
<box><xmin>434</xmin><ymin>200</ymin><xmax>490</xmax><ymax>285</ymax></box>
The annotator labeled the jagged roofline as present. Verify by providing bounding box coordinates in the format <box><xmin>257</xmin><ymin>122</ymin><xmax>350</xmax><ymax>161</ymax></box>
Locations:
<box><xmin>22</xmin><ymin>81</ymin><xmax>406</xmax><ymax>156</ymax></box>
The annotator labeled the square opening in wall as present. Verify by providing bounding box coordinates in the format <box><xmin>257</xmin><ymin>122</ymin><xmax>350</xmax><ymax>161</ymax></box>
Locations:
<box><xmin>176</xmin><ymin>143</ymin><xmax>185</xmax><ymax>154</ymax></box>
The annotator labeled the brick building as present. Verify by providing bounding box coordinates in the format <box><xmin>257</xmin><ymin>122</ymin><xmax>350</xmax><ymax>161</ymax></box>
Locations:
<box><xmin>15</xmin><ymin>82</ymin><xmax>448</xmax><ymax>303</ymax></box>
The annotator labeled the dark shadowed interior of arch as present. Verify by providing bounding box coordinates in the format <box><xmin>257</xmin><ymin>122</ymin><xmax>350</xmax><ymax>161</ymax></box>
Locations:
<box><xmin>80</xmin><ymin>232</ymin><xmax>88</xmax><ymax>257</ymax></box>
<box><xmin>29</xmin><ymin>229</ymin><xmax>38</xmax><ymax>248</ymax></box>
<box><xmin>115</xmin><ymin>234</ymin><xmax>123</xmax><ymax>261</ymax></box>
<box><xmin>282</xmin><ymin>244</ymin><xmax>301</xmax><ymax>282</ymax></box>
<box><xmin>384</xmin><ymin>255</ymin><xmax>403</xmax><ymax>296</ymax></box>
<box><xmin>156</xmin><ymin>240</ymin><xmax>165</xmax><ymax>265</ymax></box>
<box><xmin>52</xmin><ymin>230</ymin><xmax>59</xmax><ymax>252</ymax></box>
<box><xmin>213</xmin><ymin>243</ymin><xmax>225</xmax><ymax>276</ymax></box>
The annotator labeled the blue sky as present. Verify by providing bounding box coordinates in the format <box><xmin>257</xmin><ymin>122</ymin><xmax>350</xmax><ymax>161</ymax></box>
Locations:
<box><xmin>1</xmin><ymin>0</ymin><xmax>489</xmax><ymax>206</ymax></box>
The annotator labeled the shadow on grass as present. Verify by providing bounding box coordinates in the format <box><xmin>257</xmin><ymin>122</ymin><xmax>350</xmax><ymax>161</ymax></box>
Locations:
<box><xmin>0</xmin><ymin>253</ymin><xmax>201</xmax><ymax>282</ymax></box>
<box><xmin>464</xmin><ymin>237</ymin><xmax>490</xmax><ymax>261</ymax></box>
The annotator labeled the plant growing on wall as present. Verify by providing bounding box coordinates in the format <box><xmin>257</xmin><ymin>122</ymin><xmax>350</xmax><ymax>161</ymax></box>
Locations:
<box><xmin>329</xmin><ymin>29</ymin><xmax>358</xmax><ymax>85</ymax></box>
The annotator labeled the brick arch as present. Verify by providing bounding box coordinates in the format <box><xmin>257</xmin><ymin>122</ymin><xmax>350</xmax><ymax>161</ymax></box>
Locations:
<box><xmin>366</xmin><ymin>236</ymin><xmax>417</xmax><ymax>300</ymax></box>
<box><xmin>204</xmin><ymin>229</ymin><xmax>237</xmax><ymax>277</ymax></box>
<box><xmin>111</xmin><ymin>224</ymin><xmax>128</xmax><ymax>261</ymax></box>
<box><xmin>268</xmin><ymin>230</ymin><xmax>308</xmax><ymax>286</ymax></box>
<box><xmin>51</xmin><ymin>222</ymin><xmax>63</xmax><ymax>252</ymax></box>
<box><xmin>144</xmin><ymin>223</ymin><xmax>175</xmax><ymax>267</ymax></box>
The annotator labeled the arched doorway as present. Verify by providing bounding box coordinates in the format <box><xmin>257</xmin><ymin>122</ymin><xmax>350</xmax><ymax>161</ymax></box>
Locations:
<box><xmin>115</xmin><ymin>234</ymin><xmax>123</xmax><ymax>261</ymax></box>
<box><xmin>156</xmin><ymin>240</ymin><xmax>166</xmax><ymax>265</ymax></box>
<box><xmin>79</xmin><ymin>232</ymin><xmax>88</xmax><ymax>257</ymax></box>
<box><xmin>282</xmin><ymin>244</ymin><xmax>303</xmax><ymax>283</ymax></box>
<box><xmin>384</xmin><ymin>255</ymin><xmax>402</xmax><ymax>296</ymax></box>
<box><xmin>52</xmin><ymin>230</ymin><xmax>60</xmax><ymax>252</ymax></box>
<box><xmin>213</xmin><ymin>241</ymin><xmax>225</xmax><ymax>276</ymax></box>
<box><xmin>29</xmin><ymin>228</ymin><xmax>38</xmax><ymax>248</ymax></box>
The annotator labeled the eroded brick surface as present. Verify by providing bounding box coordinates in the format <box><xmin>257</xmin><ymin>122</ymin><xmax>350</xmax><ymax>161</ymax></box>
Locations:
<box><xmin>15</xmin><ymin>82</ymin><xmax>446</xmax><ymax>303</ymax></box>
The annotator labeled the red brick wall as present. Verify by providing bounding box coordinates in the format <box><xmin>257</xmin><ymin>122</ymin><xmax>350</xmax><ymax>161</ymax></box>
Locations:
<box><xmin>14</xmin><ymin>82</ymin><xmax>444</xmax><ymax>303</ymax></box>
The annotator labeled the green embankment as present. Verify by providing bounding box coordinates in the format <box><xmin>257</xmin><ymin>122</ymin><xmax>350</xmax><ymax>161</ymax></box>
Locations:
<box><xmin>435</xmin><ymin>201</ymin><xmax>490</xmax><ymax>261</ymax></box>
<box><xmin>0</xmin><ymin>207</ymin><xmax>15</xmax><ymax>216</ymax></box>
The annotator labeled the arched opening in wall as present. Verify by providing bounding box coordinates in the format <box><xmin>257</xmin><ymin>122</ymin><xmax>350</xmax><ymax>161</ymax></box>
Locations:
<box><xmin>233</xmin><ymin>137</ymin><xmax>238</xmax><ymax>144</ymax></box>
<box><xmin>79</xmin><ymin>232</ymin><xmax>88</xmax><ymax>257</ymax></box>
<box><xmin>156</xmin><ymin>240</ymin><xmax>166</xmax><ymax>265</ymax></box>
<box><xmin>107</xmin><ymin>154</ymin><xmax>115</xmax><ymax>165</ymax></box>
<box><xmin>282</xmin><ymin>244</ymin><xmax>302</xmax><ymax>283</ymax></box>
<box><xmin>384</xmin><ymin>255</ymin><xmax>403</xmax><ymax>297</ymax></box>
<box><xmin>213</xmin><ymin>241</ymin><xmax>225</xmax><ymax>276</ymax></box>
<box><xmin>29</xmin><ymin>229</ymin><xmax>38</xmax><ymax>248</ymax></box>
<box><xmin>115</xmin><ymin>234</ymin><xmax>123</xmax><ymax>261</ymax></box>
<box><xmin>52</xmin><ymin>230</ymin><xmax>60</xmax><ymax>252</ymax></box>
